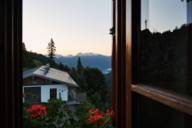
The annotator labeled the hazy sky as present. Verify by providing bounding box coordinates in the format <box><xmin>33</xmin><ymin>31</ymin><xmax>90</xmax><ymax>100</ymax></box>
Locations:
<box><xmin>23</xmin><ymin>0</ymin><xmax>112</xmax><ymax>56</ymax></box>
<box><xmin>141</xmin><ymin>0</ymin><xmax>187</xmax><ymax>32</ymax></box>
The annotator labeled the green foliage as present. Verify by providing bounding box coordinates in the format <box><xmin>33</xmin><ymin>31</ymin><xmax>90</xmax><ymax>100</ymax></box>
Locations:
<box><xmin>83</xmin><ymin>68</ymin><xmax>106</xmax><ymax>94</ymax></box>
<box><xmin>70</xmin><ymin>66</ymin><xmax>110</xmax><ymax>110</ymax></box>
<box><xmin>23</xmin><ymin>99</ymin><xmax>114</xmax><ymax>128</ymax></box>
<box><xmin>24</xmin><ymin>99</ymin><xmax>79</xmax><ymax>128</ymax></box>
<box><xmin>45</xmin><ymin>99</ymin><xmax>79</xmax><ymax>128</ymax></box>
<box><xmin>75</xmin><ymin>101</ymin><xmax>95</xmax><ymax>127</ymax></box>
<box><xmin>46</xmin><ymin>99</ymin><xmax>64</xmax><ymax>117</ymax></box>
<box><xmin>83</xmin><ymin>68</ymin><xmax>109</xmax><ymax>109</ymax></box>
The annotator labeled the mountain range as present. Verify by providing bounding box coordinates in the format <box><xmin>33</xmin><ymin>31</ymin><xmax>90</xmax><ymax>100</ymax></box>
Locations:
<box><xmin>54</xmin><ymin>53</ymin><xmax>112</xmax><ymax>73</ymax></box>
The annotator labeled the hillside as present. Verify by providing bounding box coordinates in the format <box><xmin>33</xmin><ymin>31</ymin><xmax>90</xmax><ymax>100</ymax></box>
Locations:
<box><xmin>22</xmin><ymin>51</ymin><xmax>69</xmax><ymax>71</ymax></box>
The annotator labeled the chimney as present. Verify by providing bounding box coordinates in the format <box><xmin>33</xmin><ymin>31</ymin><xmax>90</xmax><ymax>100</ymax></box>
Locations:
<box><xmin>44</xmin><ymin>64</ymin><xmax>50</xmax><ymax>74</ymax></box>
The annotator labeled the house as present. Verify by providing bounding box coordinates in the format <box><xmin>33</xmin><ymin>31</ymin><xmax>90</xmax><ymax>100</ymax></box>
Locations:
<box><xmin>23</xmin><ymin>64</ymin><xmax>79</xmax><ymax>103</ymax></box>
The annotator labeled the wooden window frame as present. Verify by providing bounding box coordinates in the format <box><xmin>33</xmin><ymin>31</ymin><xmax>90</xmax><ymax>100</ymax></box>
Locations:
<box><xmin>0</xmin><ymin>0</ymin><xmax>22</xmax><ymax>128</ymax></box>
<box><xmin>1</xmin><ymin>0</ymin><xmax>192</xmax><ymax>128</ymax></box>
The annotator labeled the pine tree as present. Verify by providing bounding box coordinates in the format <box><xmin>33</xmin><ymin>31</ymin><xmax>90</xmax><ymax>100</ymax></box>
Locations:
<box><xmin>47</xmin><ymin>38</ymin><xmax>56</xmax><ymax>62</ymax></box>
<box><xmin>77</xmin><ymin>57</ymin><xmax>83</xmax><ymax>71</ymax></box>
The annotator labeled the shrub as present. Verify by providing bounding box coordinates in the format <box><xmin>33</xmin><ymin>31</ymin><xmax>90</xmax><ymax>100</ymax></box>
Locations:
<box><xmin>87</xmin><ymin>108</ymin><xmax>114</xmax><ymax>128</ymax></box>
<box><xmin>23</xmin><ymin>100</ymin><xmax>115</xmax><ymax>128</ymax></box>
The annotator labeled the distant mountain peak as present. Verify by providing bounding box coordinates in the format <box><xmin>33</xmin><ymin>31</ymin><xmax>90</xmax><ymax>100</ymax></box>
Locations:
<box><xmin>54</xmin><ymin>53</ymin><xmax>112</xmax><ymax>72</ymax></box>
<box><xmin>76</xmin><ymin>52</ymin><xmax>101</xmax><ymax>57</ymax></box>
<box><xmin>56</xmin><ymin>52</ymin><xmax>111</xmax><ymax>57</ymax></box>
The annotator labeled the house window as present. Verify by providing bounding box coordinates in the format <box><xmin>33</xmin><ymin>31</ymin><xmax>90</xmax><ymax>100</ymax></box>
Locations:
<box><xmin>24</xmin><ymin>87</ymin><xmax>41</xmax><ymax>103</ymax></box>
<box><xmin>50</xmin><ymin>88</ymin><xmax>57</xmax><ymax>99</ymax></box>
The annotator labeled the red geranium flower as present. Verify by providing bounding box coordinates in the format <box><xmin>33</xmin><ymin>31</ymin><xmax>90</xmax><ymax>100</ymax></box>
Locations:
<box><xmin>87</xmin><ymin>108</ymin><xmax>104</xmax><ymax>126</ymax></box>
<box><xmin>26</xmin><ymin>104</ymin><xmax>47</xmax><ymax>120</ymax></box>
<box><xmin>87</xmin><ymin>108</ymin><xmax>115</xmax><ymax>127</ymax></box>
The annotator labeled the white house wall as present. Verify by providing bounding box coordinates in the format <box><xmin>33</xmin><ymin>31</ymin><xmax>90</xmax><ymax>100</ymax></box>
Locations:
<box><xmin>23</xmin><ymin>84</ymin><xmax>68</xmax><ymax>103</ymax></box>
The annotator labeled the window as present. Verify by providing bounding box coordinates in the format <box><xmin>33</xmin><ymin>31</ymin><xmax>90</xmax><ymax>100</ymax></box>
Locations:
<box><xmin>24</xmin><ymin>87</ymin><xmax>41</xmax><ymax>103</ymax></box>
<box><xmin>50</xmin><ymin>88</ymin><xmax>57</xmax><ymax>99</ymax></box>
<box><xmin>129</xmin><ymin>0</ymin><xmax>192</xmax><ymax>127</ymax></box>
<box><xmin>3</xmin><ymin>0</ymin><xmax>192</xmax><ymax>128</ymax></box>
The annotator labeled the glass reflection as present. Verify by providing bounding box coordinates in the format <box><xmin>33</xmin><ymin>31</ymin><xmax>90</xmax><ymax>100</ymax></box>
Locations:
<box><xmin>140</xmin><ymin>0</ymin><xmax>192</xmax><ymax>97</ymax></box>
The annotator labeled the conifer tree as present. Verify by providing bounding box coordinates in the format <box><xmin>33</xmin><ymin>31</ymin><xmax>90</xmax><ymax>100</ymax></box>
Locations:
<box><xmin>77</xmin><ymin>57</ymin><xmax>83</xmax><ymax>71</ymax></box>
<box><xmin>47</xmin><ymin>38</ymin><xmax>56</xmax><ymax>62</ymax></box>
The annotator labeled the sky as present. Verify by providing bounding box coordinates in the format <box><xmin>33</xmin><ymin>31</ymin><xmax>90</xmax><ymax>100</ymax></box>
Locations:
<box><xmin>23</xmin><ymin>0</ymin><xmax>112</xmax><ymax>56</ymax></box>
<box><xmin>141</xmin><ymin>0</ymin><xmax>187</xmax><ymax>32</ymax></box>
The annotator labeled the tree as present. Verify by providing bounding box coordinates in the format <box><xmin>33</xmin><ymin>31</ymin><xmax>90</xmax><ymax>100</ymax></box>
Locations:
<box><xmin>83</xmin><ymin>68</ymin><xmax>108</xmax><ymax>109</ymax></box>
<box><xmin>58</xmin><ymin>62</ymin><xmax>70</xmax><ymax>72</ymax></box>
<box><xmin>77</xmin><ymin>57</ymin><xmax>83</xmax><ymax>71</ymax></box>
<box><xmin>47</xmin><ymin>38</ymin><xmax>56</xmax><ymax>62</ymax></box>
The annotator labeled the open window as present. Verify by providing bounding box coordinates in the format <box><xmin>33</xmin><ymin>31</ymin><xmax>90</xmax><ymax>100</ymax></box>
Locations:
<box><xmin>112</xmin><ymin>0</ymin><xmax>192</xmax><ymax>127</ymax></box>
<box><xmin>1</xmin><ymin>0</ymin><xmax>192</xmax><ymax>128</ymax></box>
<box><xmin>129</xmin><ymin>0</ymin><xmax>192</xmax><ymax>127</ymax></box>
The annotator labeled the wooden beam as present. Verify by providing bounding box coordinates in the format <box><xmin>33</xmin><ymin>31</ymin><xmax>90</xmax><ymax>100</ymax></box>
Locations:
<box><xmin>132</xmin><ymin>84</ymin><xmax>192</xmax><ymax>116</ymax></box>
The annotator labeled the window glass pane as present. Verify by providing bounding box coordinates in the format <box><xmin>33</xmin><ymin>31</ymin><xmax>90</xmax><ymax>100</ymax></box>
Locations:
<box><xmin>140</xmin><ymin>0</ymin><xmax>192</xmax><ymax>98</ymax></box>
